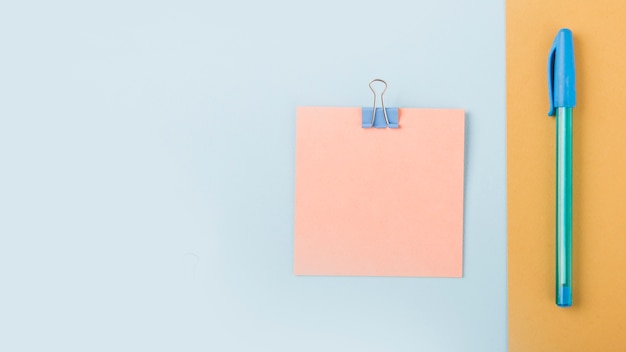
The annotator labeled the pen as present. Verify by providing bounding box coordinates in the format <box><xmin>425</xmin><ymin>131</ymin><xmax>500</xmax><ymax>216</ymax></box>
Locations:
<box><xmin>548</xmin><ymin>28</ymin><xmax>576</xmax><ymax>307</ymax></box>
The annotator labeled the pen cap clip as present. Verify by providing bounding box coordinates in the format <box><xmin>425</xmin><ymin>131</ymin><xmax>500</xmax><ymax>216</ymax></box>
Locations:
<box><xmin>548</xmin><ymin>28</ymin><xmax>576</xmax><ymax>116</ymax></box>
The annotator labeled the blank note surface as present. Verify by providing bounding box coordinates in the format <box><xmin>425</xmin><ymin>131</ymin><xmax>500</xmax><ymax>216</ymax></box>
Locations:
<box><xmin>294</xmin><ymin>107</ymin><xmax>465</xmax><ymax>277</ymax></box>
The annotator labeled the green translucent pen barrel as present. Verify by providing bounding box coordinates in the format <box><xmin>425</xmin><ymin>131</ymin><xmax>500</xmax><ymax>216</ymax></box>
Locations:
<box><xmin>556</xmin><ymin>107</ymin><xmax>573</xmax><ymax>307</ymax></box>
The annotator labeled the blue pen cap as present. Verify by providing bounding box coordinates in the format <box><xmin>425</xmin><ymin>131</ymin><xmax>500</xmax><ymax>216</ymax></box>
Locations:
<box><xmin>548</xmin><ymin>28</ymin><xmax>576</xmax><ymax>116</ymax></box>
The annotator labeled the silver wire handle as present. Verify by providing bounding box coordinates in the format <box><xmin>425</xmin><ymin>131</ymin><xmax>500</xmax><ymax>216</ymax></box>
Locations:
<box><xmin>369</xmin><ymin>79</ymin><xmax>390</xmax><ymax>128</ymax></box>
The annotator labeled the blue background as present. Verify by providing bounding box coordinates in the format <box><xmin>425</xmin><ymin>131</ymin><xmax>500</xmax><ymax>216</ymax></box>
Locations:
<box><xmin>0</xmin><ymin>1</ymin><xmax>506</xmax><ymax>351</ymax></box>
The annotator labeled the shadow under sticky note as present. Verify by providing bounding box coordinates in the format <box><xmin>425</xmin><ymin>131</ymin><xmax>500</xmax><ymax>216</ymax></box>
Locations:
<box><xmin>294</xmin><ymin>107</ymin><xmax>465</xmax><ymax>277</ymax></box>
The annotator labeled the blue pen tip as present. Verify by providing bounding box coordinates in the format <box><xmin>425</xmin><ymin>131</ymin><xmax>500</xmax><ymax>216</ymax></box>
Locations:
<box><xmin>557</xmin><ymin>286</ymin><xmax>572</xmax><ymax>307</ymax></box>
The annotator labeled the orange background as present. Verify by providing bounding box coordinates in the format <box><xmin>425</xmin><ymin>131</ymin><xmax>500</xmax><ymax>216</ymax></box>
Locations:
<box><xmin>507</xmin><ymin>1</ymin><xmax>626</xmax><ymax>350</ymax></box>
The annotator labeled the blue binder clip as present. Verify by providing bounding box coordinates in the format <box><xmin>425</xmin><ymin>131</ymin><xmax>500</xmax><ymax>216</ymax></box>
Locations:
<box><xmin>362</xmin><ymin>79</ymin><xmax>399</xmax><ymax>128</ymax></box>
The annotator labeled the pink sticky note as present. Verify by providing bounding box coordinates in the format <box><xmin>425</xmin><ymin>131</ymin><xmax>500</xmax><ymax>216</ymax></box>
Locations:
<box><xmin>294</xmin><ymin>107</ymin><xmax>465</xmax><ymax>277</ymax></box>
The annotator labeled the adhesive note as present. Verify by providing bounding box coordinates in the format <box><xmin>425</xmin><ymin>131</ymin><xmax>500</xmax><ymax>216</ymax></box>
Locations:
<box><xmin>294</xmin><ymin>107</ymin><xmax>465</xmax><ymax>277</ymax></box>
<box><xmin>508</xmin><ymin>1</ymin><xmax>626</xmax><ymax>350</ymax></box>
